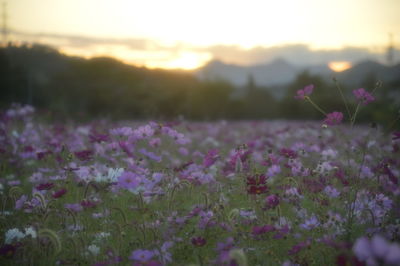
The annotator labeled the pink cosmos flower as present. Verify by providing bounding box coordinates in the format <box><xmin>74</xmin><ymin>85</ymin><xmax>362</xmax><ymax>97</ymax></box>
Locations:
<box><xmin>323</xmin><ymin>112</ymin><xmax>343</xmax><ymax>126</ymax></box>
<box><xmin>294</xmin><ymin>84</ymin><xmax>314</xmax><ymax>100</ymax></box>
<box><xmin>129</xmin><ymin>249</ymin><xmax>155</xmax><ymax>262</ymax></box>
<box><xmin>118</xmin><ymin>171</ymin><xmax>140</xmax><ymax>189</ymax></box>
<box><xmin>353</xmin><ymin>88</ymin><xmax>375</xmax><ymax>105</ymax></box>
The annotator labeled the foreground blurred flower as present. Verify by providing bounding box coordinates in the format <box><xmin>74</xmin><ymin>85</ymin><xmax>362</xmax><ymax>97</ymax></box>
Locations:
<box><xmin>353</xmin><ymin>235</ymin><xmax>400</xmax><ymax>265</ymax></box>
<box><xmin>294</xmin><ymin>84</ymin><xmax>314</xmax><ymax>100</ymax></box>
<box><xmin>353</xmin><ymin>88</ymin><xmax>375</xmax><ymax>105</ymax></box>
<box><xmin>323</xmin><ymin>112</ymin><xmax>343</xmax><ymax>126</ymax></box>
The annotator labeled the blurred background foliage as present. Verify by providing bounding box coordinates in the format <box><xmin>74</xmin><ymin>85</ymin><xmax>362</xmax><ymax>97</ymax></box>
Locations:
<box><xmin>1</xmin><ymin>44</ymin><xmax>399</xmax><ymax>128</ymax></box>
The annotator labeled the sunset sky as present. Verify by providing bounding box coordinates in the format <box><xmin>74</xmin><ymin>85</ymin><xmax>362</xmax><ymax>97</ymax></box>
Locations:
<box><xmin>5</xmin><ymin>0</ymin><xmax>400</xmax><ymax>70</ymax></box>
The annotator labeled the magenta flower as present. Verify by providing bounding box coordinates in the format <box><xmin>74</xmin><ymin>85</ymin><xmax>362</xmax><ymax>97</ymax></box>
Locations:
<box><xmin>393</xmin><ymin>131</ymin><xmax>400</xmax><ymax>141</ymax></box>
<box><xmin>81</xmin><ymin>199</ymin><xmax>97</xmax><ymax>208</ymax></box>
<box><xmin>246</xmin><ymin>174</ymin><xmax>269</xmax><ymax>195</ymax></box>
<box><xmin>36</xmin><ymin>150</ymin><xmax>53</xmax><ymax>160</ymax></box>
<box><xmin>323</xmin><ymin>112</ymin><xmax>343</xmax><ymax>126</ymax></box>
<box><xmin>252</xmin><ymin>225</ymin><xmax>275</xmax><ymax>235</ymax></box>
<box><xmin>353</xmin><ymin>88</ymin><xmax>375</xmax><ymax>105</ymax></box>
<box><xmin>265</xmin><ymin>194</ymin><xmax>280</xmax><ymax>209</ymax></box>
<box><xmin>280</xmin><ymin>148</ymin><xmax>297</xmax><ymax>159</ymax></box>
<box><xmin>294</xmin><ymin>84</ymin><xmax>314</xmax><ymax>100</ymax></box>
<box><xmin>35</xmin><ymin>183</ymin><xmax>54</xmax><ymax>191</ymax></box>
<box><xmin>52</xmin><ymin>188</ymin><xmax>67</xmax><ymax>199</ymax></box>
<box><xmin>74</xmin><ymin>150</ymin><xmax>93</xmax><ymax>161</ymax></box>
<box><xmin>288</xmin><ymin>240</ymin><xmax>311</xmax><ymax>255</ymax></box>
<box><xmin>191</xmin><ymin>236</ymin><xmax>207</xmax><ymax>247</ymax></box>
<box><xmin>203</xmin><ymin>149</ymin><xmax>219</xmax><ymax>167</ymax></box>
<box><xmin>0</xmin><ymin>244</ymin><xmax>16</xmax><ymax>258</ymax></box>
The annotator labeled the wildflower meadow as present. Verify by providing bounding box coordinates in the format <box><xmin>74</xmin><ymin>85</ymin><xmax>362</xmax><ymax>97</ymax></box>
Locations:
<box><xmin>1</xmin><ymin>84</ymin><xmax>399</xmax><ymax>266</ymax></box>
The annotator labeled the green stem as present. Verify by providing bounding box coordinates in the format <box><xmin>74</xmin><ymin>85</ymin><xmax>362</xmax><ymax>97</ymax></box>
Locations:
<box><xmin>197</xmin><ymin>252</ymin><xmax>204</xmax><ymax>266</ymax></box>
<box><xmin>387</xmin><ymin>114</ymin><xmax>400</xmax><ymax>132</ymax></box>
<box><xmin>276</xmin><ymin>206</ymin><xmax>282</xmax><ymax>226</ymax></box>
<box><xmin>351</xmin><ymin>103</ymin><xmax>361</xmax><ymax>128</ymax></box>
<box><xmin>305</xmin><ymin>96</ymin><xmax>327</xmax><ymax>116</ymax></box>
<box><xmin>334</xmin><ymin>79</ymin><xmax>352</xmax><ymax>121</ymax></box>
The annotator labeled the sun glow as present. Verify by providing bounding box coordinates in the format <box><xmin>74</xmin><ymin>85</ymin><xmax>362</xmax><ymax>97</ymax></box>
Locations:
<box><xmin>328</xmin><ymin>61</ymin><xmax>352</xmax><ymax>72</ymax></box>
<box><xmin>60</xmin><ymin>45</ymin><xmax>211</xmax><ymax>70</ymax></box>
<box><xmin>158</xmin><ymin>52</ymin><xmax>212</xmax><ymax>70</ymax></box>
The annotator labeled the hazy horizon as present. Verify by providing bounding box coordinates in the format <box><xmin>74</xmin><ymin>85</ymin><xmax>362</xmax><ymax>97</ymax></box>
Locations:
<box><xmin>4</xmin><ymin>0</ymin><xmax>400</xmax><ymax>70</ymax></box>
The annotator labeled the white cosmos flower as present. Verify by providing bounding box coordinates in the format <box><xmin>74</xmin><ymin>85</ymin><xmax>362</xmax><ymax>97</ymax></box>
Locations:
<box><xmin>87</xmin><ymin>244</ymin><xmax>100</xmax><ymax>256</ymax></box>
<box><xmin>94</xmin><ymin>167</ymin><xmax>123</xmax><ymax>183</ymax></box>
<box><xmin>24</xmin><ymin>227</ymin><xmax>37</xmax><ymax>239</ymax></box>
<box><xmin>5</xmin><ymin>228</ymin><xmax>25</xmax><ymax>244</ymax></box>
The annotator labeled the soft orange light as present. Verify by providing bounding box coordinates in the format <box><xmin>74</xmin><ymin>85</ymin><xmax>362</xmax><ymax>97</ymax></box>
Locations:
<box><xmin>328</xmin><ymin>61</ymin><xmax>352</xmax><ymax>72</ymax></box>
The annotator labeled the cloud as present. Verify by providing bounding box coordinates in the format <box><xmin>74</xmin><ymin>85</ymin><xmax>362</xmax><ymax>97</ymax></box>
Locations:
<box><xmin>9</xmin><ymin>29</ymin><xmax>161</xmax><ymax>51</ymax></box>
<box><xmin>8</xmin><ymin>29</ymin><xmax>400</xmax><ymax>68</ymax></box>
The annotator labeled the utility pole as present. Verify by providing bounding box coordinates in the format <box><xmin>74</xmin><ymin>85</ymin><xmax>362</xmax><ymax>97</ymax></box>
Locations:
<box><xmin>387</xmin><ymin>33</ymin><xmax>394</xmax><ymax>66</ymax></box>
<box><xmin>1</xmin><ymin>1</ymin><xmax>7</xmax><ymax>45</ymax></box>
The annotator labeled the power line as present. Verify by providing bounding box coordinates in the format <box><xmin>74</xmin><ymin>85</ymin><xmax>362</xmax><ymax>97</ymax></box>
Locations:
<box><xmin>1</xmin><ymin>1</ymin><xmax>7</xmax><ymax>45</ymax></box>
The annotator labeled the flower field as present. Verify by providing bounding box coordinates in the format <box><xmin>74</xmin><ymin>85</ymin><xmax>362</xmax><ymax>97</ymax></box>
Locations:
<box><xmin>0</xmin><ymin>103</ymin><xmax>399</xmax><ymax>266</ymax></box>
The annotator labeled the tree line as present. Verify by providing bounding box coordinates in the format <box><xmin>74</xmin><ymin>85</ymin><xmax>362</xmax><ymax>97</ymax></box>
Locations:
<box><xmin>0</xmin><ymin>44</ymin><xmax>398</xmax><ymax>126</ymax></box>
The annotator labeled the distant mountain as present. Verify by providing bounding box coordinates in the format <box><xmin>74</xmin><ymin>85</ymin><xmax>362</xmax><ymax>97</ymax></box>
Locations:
<box><xmin>333</xmin><ymin>60</ymin><xmax>400</xmax><ymax>87</ymax></box>
<box><xmin>196</xmin><ymin>58</ymin><xmax>299</xmax><ymax>87</ymax></box>
<box><xmin>196</xmin><ymin>58</ymin><xmax>400</xmax><ymax>91</ymax></box>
